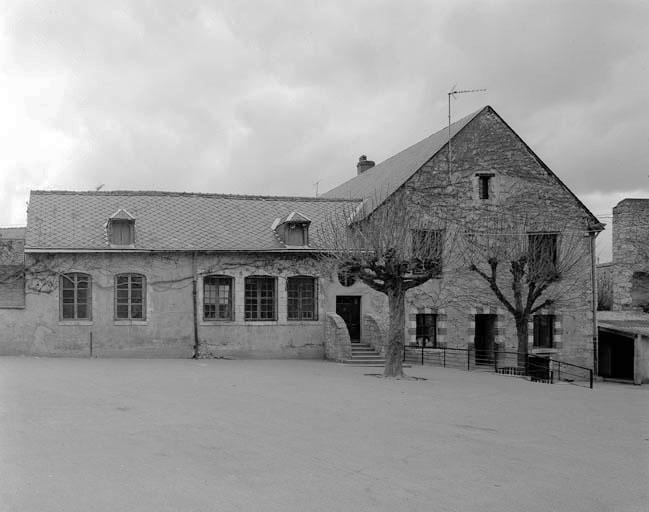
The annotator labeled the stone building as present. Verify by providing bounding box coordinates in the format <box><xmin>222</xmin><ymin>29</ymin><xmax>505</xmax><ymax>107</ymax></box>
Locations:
<box><xmin>0</xmin><ymin>106</ymin><xmax>603</xmax><ymax>367</ymax></box>
<box><xmin>611</xmin><ymin>199</ymin><xmax>649</xmax><ymax>311</ymax></box>
<box><xmin>595</xmin><ymin>199</ymin><xmax>649</xmax><ymax>383</ymax></box>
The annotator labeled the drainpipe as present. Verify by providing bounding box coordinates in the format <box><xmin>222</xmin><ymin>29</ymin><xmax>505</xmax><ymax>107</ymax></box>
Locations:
<box><xmin>589</xmin><ymin>231</ymin><xmax>598</xmax><ymax>376</ymax></box>
<box><xmin>192</xmin><ymin>251</ymin><xmax>200</xmax><ymax>359</ymax></box>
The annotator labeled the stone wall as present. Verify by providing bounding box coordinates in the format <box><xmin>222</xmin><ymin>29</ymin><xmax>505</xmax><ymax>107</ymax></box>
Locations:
<box><xmin>390</xmin><ymin>107</ymin><xmax>597</xmax><ymax>369</ymax></box>
<box><xmin>324</xmin><ymin>313</ymin><xmax>351</xmax><ymax>362</ymax></box>
<box><xmin>612</xmin><ymin>199</ymin><xmax>649</xmax><ymax>311</ymax></box>
<box><xmin>361</xmin><ymin>313</ymin><xmax>385</xmax><ymax>355</ymax></box>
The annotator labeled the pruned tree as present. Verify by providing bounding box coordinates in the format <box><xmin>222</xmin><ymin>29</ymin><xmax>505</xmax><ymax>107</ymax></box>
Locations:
<box><xmin>320</xmin><ymin>193</ymin><xmax>451</xmax><ymax>378</ymax></box>
<box><xmin>460</xmin><ymin>216</ymin><xmax>592</xmax><ymax>367</ymax></box>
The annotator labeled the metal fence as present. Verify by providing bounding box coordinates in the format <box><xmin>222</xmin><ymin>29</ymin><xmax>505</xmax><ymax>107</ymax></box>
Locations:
<box><xmin>403</xmin><ymin>344</ymin><xmax>593</xmax><ymax>388</ymax></box>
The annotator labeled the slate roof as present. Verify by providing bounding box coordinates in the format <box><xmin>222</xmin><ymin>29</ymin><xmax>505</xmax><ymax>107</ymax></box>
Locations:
<box><xmin>321</xmin><ymin>107</ymin><xmax>483</xmax><ymax>209</ymax></box>
<box><xmin>25</xmin><ymin>191</ymin><xmax>359</xmax><ymax>252</ymax></box>
<box><xmin>598</xmin><ymin>311</ymin><xmax>649</xmax><ymax>338</ymax></box>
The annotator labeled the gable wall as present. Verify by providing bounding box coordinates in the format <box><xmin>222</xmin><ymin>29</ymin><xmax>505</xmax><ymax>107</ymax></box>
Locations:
<box><xmin>369</xmin><ymin>108</ymin><xmax>595</xmax><ymax>368</ymax></box>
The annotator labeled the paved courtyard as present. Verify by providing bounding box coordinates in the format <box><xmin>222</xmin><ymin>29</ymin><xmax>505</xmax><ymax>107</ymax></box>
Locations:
<box><xmin>1</xmin><ymin>357</ymin><xmax>647</xmax><ymax>512</ymax></box>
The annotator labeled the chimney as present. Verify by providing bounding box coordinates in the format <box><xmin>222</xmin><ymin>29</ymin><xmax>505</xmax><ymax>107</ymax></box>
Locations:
<box><xmin>356</xmin><ymin>155</ymin><xmax>375</xmax><ymax>175</ymax></box>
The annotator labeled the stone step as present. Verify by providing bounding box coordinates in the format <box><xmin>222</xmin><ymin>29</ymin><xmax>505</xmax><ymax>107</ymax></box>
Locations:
<box><xmin>342</xmin><ymin>359</ymin><xmax>387</xmax><ymax>365</ymax></box>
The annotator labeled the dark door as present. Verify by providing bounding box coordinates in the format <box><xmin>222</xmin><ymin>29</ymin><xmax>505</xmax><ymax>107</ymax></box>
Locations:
<box><xmin>336</xmin><ymin>296</ymin><xmax>361</xmax><ymax>341</ymax></box>
<box><xmin>598</xmin><ymin>330</ymin><xmax>634</xmax><ymax>380</ymax></box>
<box><xmin>474</xmin><ymin>314</ymin><xmax>496</xmax><ymax>364</ymax></box>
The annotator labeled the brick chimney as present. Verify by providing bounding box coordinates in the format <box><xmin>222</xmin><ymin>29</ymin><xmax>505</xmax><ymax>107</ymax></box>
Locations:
<box><xmin>356</xmin><ymin>155</ymin><xmax>375</xmax><ymax>175</ymax></box>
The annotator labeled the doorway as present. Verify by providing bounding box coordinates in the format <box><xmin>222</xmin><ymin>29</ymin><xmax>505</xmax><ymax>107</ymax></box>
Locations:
<box><xmin>336</xmin><ymin>296</ymin><xmax>361</xmax><ymax>341</ymax></box>
<box><xmin>598</xmin><ymin>329</ymin><xmax>634</xmax><ymax>380</ymax></box>
<box><xmin>474</xmin><ymin>314</ymin><xmax>496</xmax><ymax>365</ymax></box>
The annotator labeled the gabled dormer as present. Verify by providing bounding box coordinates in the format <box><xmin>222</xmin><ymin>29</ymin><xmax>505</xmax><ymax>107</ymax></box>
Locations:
<box><xmin>272</xmin><ymin>211</ymin><xmax>311</xmax><ymax>247</ymax></box>
<box><xmin>106</xmin><ymin>208</ymin><xmax>135</xmax><ymax>247</ymax></box>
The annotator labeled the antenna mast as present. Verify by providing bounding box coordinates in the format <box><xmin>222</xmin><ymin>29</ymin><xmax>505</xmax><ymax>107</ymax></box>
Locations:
<box><xmin>447</xmin><ymin>86</ymin><xmax>487</xmax><ymax>179</ymax></box>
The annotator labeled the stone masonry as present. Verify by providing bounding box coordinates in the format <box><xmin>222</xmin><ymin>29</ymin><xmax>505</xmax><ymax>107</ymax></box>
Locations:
<box><xmin>612</xmin><ymin>199</ymin><xmax>649</xmax><ymax>311</ymax></box>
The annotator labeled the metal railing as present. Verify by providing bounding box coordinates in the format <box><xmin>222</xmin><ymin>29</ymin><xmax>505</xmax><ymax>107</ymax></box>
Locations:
<box><xmin>403</xmin><ymin>344</ymin><xmax>593</xmax><ymax>388</ymax></box>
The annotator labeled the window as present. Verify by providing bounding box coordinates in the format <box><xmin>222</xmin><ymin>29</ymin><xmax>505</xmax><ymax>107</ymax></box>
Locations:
<box><xmin>528</xmin><ymin>233</ymin><xmax>558</xmax><ymax>277</ymax></box>
<box><xmin>115</xmin><ymin>273</ymin><xmax>146</xmax><ymax>320</ymax></box>
<box><xmin>285</xmin><ymin>224</ymin><xmax>308</xmax><ymax>246</ymax></box>
<box><xmin>478</xmin><ymin>175</ymin><xmax>491</xmax><ymax>199</ymax></box>
<box><xmin>533</xmin><ymin>314</ymin><xmax>554</xmax><ymax>348</ymax></box>
<box><xmin>109</xmin><ymin>220</ymin><xmax>134</xmax><ymax>245</ymax></box>
<box><xmin>287</xmin><ymin>276</ymin><xmax>317</xmax><ymax>321</ymax></box>
<box><xmin>203</xmin><ymin>276</ymin><xmax>233</xmax><ymax>320</ymax></box>
<box><xmin>411</xmin><ymin>230</ymin><xmax>443</xmax><ymax>274</ymax></box>
<box><xmin>337</xmin><ymin>269</ymin><xmax>357</xmax><ymax>287</ymax></box>
<box><xmin>60</xmin><ymin>273</ymin><xmax>91</xmax><ymax>320</ymax></box>
<box><xmin>416</xmin><ymin>313</ymin><xmax>437</xmax><ymax>347</ymax></box>
<box><xmin>0</xmin><ymin>265</ymin><xmax>25</xmax><ymax>308</ymax></box>
<box><xmin>0</xmin><ymin>238</ymin><xmax>25</xmax><ymax>308</ymax></box>
<box><xmin>245</xmin><ymin>276</ymin><xmax>276</xmax><ymax>321</ymax></box>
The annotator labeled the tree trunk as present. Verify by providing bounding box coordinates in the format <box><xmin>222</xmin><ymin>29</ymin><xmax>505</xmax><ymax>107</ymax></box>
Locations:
<box><xmin>383</xmin><ymin>290</ymin><xmax>406</xmax><ymax>377</ymax></box>
<box><xmin>515</xmin><ymin>315</ymin><xmax>529</xmax><ymax>369</ymax></box>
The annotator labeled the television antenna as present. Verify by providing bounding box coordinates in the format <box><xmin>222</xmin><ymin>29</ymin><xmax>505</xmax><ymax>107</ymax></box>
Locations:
<box><xmin>447</xmin><ymin>86</ymin><xmax>487</xmax><ymax>177</ymax></box>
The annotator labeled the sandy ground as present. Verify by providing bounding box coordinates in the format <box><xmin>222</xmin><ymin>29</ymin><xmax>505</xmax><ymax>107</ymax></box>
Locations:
<box><xmin>0</xmin><ymin>358</ymin><xmax>647</xmax><ymax>512</ymax></box>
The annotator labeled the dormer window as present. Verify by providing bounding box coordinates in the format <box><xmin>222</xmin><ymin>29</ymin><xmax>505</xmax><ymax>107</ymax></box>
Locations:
<box><xmin>107</xmin><ymin>209</ymin><xmax>135</xmax><ymax>246</ymax></box>
<box><xmin>272</xmin><ymin>211</ymin><xmax>311</xmax><ymax>247</ymax></box>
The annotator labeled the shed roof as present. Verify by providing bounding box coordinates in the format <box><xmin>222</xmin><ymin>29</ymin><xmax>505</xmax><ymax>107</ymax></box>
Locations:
<box><xmin>25</xmin><ymin>191</ymin><xmax>359</xmax><ymax>252</ymax></box>
<box><xmin>598</xmin><ymin>311</ymin><xmax>649</xmax><ymax>338</ymax></box>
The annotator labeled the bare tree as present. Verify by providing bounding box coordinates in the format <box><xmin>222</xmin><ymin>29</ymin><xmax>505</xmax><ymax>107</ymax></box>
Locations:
<box><xmin>460</xmin><ymin>215</ymin><xmax>591</xmax><ymax>367</ymax></box>
<box><xmin>320</xmin><ymin>193</ymin><xmax>452</xmax><ymax>377</ymax></box>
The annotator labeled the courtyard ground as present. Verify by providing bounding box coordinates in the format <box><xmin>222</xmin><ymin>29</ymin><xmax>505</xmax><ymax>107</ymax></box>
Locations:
<box><xmin>0</xmin><ymin>357</ymin><xmax>647</xmax><ymax>512</ymax></box>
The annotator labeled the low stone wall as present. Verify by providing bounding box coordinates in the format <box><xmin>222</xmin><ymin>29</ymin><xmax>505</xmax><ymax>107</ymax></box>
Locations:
<box><xmin>324</xmin><ymin>313</ymin><xmax>351</xmax><ymax>362</ymax></box>
<box><xmin>361</xmin><ymin>313</ymin><xmax>385</xmax><ymax>355</ymax></box>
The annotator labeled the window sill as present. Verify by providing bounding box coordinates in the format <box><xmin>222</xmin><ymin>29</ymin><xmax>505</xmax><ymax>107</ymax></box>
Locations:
<box><xmin>201</xmin><ymin>319</ymin><xmax>235</xmax><ymax>325</ymax></box>
<box><xmin>287</xmin><ymin>319</ymin><xmax>320</xmax><ymax>323</ymax></box>
<box><xmin>114</xmin><ymin>320</ymin><xmax>148</xmax><ymax>326</ymax></box>
<box><xmin>531</xmin><ymin>348</ymin><xmax>558</xmax><ymax>354</ymax></box>
<box><xmin>0</xmin><ymin>305</ymin><xmax>26</xmax><ymax>309</ymax></box>
<box><xmin>58</xmin><ymin>320</ymin><xmax>93</xmax><ymax>326</ymax></box>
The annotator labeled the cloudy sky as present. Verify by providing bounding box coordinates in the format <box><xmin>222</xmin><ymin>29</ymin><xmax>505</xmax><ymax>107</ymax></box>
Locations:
<box><xmin>1</xmin><ymin>0</ymin><xmax>647</xmax><ymax>260</ymax></box>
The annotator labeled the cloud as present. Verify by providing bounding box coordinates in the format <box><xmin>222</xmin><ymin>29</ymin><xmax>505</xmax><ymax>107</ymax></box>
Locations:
<box><xmin>0</xmin><ymin>0</ymin><xmax>647</xmax><ymax>263</ymax></box>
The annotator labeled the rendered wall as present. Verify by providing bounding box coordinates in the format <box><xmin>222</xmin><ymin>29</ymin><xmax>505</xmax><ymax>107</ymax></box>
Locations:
<box><xmin>0</xmin><ymin>252</ymin><xmax>363</xmax><ymax>358</ymax></box>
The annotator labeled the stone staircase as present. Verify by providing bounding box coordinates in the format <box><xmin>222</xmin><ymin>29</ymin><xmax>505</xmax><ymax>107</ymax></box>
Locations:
<box><xmin>342</xmin><ymin>340</ymin><xmax>386</xmax><ymax>366</ymax></box>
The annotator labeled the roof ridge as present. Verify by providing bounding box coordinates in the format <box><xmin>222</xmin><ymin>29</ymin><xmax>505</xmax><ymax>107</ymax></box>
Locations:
<box><xmin>30</xmin><ymin>190</ymin><xmax>361</xmax><ymax>203</ymax></box>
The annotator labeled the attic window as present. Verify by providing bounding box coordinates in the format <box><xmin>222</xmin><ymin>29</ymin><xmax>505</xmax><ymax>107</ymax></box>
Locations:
<box><xmin>107</xmin><ymin>209</ymin><xmax>135</xmax><ymax>246</ymax></box>
<box><xmin>109</xmin><ymin>220</ymin><xmax>134</xmax><ymax>245</ymax></box>
<box><xmin>476</xmin><ymin>173</ymin><xmax>495</xmax><ymax>200</ymax></box>
<box><xmin>274</xmin><ymin>211</ymin><xmax>311</xmax><ymax>247</ymax></box>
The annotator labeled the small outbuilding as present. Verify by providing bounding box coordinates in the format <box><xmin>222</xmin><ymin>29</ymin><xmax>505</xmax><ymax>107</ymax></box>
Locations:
<box><xmin>598</xmin><ymin>311</ymin><xmax>649</xmax><ymax>384</ymax></box>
